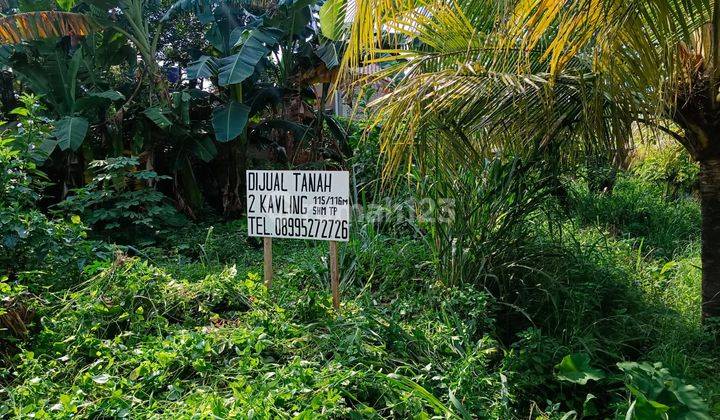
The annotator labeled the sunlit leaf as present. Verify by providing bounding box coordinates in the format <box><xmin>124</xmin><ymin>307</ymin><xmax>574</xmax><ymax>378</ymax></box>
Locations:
<box><xmin>217</xmin><ymin>28</ymin><xmax>283</xmax><ymax>86</ymax></box>
<box><xmin>556</xmin><ymin>353</ymin><xmax>606</xmax><ymax>385</ymax></box>
<box><xmin>0</xmin><ymin>12</ymin><xmax>94</xmax><ymax>44</ymax></box>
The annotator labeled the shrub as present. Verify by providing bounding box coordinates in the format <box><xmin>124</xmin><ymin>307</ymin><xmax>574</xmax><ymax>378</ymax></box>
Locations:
<box><xmin>631</xmin><ymin>144</ymin><xmax>699</xmax><ymax>198</ymax></box>
<box><xmin>554</xmin><ymin>353</ymin><xmax>711</xmax><ymax>419</ymax></box>
<box><xmin>0</xmin><ymin>97</ymin><xmax>102</xmax><ymax>285</ymax></box>
<box><xmin>0</xmin><ymin>95</ymin><xmax>109</xmax><ymax>363</ymax></box>
<box><xmin>55</xmin><ymin>156</ymin><xmax>184</xmax><ymax>239</ymax></box>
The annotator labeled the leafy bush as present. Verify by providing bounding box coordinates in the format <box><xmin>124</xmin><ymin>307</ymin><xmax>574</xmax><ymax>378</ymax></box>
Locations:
<box><xmin>0</xmin><ymin>95</ymin><xmax>110</xmax><ymax>362</ymax></box>
<box><xmin>0</xmin><ymin>94</ymin><xmax>54</xmax><ymax>210</ymax></box>
<box><xmin>555</xmin><ymin>353</ymin><xmax>711</xmax><ymax>419</ymax></box>
<box><xmin>632</xmin><ymin>144</ymin><xmax>699</xmax><ymax>198</ymax></box>
<box><xmin>56</xmin><ymin>156</ymin><xmax>184</xmax><ymax>237</ymax></box>
<box><xmin>0</xmin><ymin>97</ymin><xmax>101</xmax><ymax>284</ymax></box>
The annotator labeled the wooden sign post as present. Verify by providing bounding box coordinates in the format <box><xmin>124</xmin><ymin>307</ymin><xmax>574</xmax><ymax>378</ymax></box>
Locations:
<box><xmin>263</xmin><ymin>237</ymin><xmax>272</xmax><ymax>288</ymax></box>
<box><xmin>247</xmin><ymin>170</ymin><xmax>350</xmax><ymax>309</ymax></box>
<box><xmin>329</xmin><ymin>241</ymin><xmax>340</xmax><ymax>309</ymax></box>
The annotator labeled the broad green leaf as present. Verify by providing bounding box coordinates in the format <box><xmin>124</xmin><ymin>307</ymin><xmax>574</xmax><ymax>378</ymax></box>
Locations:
<box><xmin>67</xmin><ymin>46</ymin><xmax>83</xmax><ymax>105</ymax></box>
<box><xmin>583</xmin><ymin>393</ymin><xmax>598</xmax><ymax>417</ymax></box>
<box><xmin>57</xmin><ymin>0</ymin><xmax>77</xmax><ymax>12</ymax></box>
<box><xmin>555</xmin><ymin>353</ymin><xmax>606</xmax><ymax>385</ymax></box>
<box><xmin>228</xmin><ymin>27</ymin><xmax>245</xmax><ymax>48</ymax></box>
<box><xmin>659</xmin><ymin>261</ymin><xmax>677</xmax><ymax>275</ymax></box>
<box><xmin>54</xmin><ymin>116</ymin><xmax>89</xmax><ymax>151</ymax></box>
<box><xmin>625</xmin><ymin>389</ymin><xmax>670</xmax><ymax>420</ymax></box>
<box><xmin>618</xmin><ymin>362</ymin><xmax>712</xmax><ymax>420</ymax></box>
<box><xmin>163</xmin><ymin>0</ymin><xmax>214</xmax><ymax>24</ymax></box>
<box><xmin>56</xmin><ymin>0</ymin><xmax>77</xmax><ymax>11</ymax></box>
<box><xmin>75</xmin><ymin>91</ymin><xmax>126</xmax><ymax>112</ymax></box>
<box><xmin>191</xmin><ymin>137</ymin><xmax>217</xmax><ymax>162</ymax></box>
<box><xmin>218</xmin><ymin>28</ymin><xmax>283</xmax><ymax>86</ymax></box>
<box><xmin>205</xmin><ymin>25</ymin><xmax>227</xmax><ymax>55</ymax></box>
<box><xmin>212</xmin><ymin>101</ymin><xmax>249</xmax><ymax>142</ymax></box>
<box><xmin>234</xmin><ymin>28</ymin><xmax>283</xmax><ymax>48</ymax></box>
<box><xmin>319</xmin><ymin>0</ymin><xmax>346</xmax><ymax>40</ymax></box>
<box><xmin>186</xmin><ymin>55</ymin><xmax>216</xmax><ymax>79</ymax></box>
<box><xmin>172</xmin><ymin>91</ymin><xmax>191</xmax><ymax>125</ymax></box>
<box><xmin>39</xmin><ymin>138</ymin><xmax>58</xmax><ymax>157</ymax></box>
<box><xmin>217</xmin><ymin>52</ymin><xmax>256</xmax><ymax>86</ymax></box>
<box><xmin>88</xmin><ymin>91</ymin><xmax>125</xmax><ymax>101</ymax></box>
<box><xmin>144</xmin><ymin>107</ymin><xmax>172</xmax><ymax>129</ymax></box>
<box><xmin>290</xmin><ymin>6</ymin><xmax>312</xmax><ymax>36</ymax></box>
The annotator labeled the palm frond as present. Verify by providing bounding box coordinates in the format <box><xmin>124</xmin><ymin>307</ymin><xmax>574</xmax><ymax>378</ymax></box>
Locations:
<box><xmin>339</xmin><ymin>0</ymin><xmax>714</xmax><ymax>177</ymax></box>
<box><xmin>0</xmin><ymin>12</ymin><xmax>94</xmax><ymax>44</ymax></box>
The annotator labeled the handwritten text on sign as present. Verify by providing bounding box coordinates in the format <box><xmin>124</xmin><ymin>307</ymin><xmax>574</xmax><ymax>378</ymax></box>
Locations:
<box><xmin>246</xmin><ymin>170</ymin><xmax>350</xmax><ymax>241</ymax></box>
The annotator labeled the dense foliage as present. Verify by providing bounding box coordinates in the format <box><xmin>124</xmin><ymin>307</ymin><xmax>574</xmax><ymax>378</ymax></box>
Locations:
<box><xmin>2</xmin><ymin>127</ymin><xmax>719</xmax><ymax>416</ymax></box>
<box><xmin>1</xmin><ymin>0</ymin><xmax>720</xmax><ymax>418</ymax></box>
<box><xmin>0</xmin><ymin>0</ymin><xmax>349</xmax><ymax>218</ymax></box>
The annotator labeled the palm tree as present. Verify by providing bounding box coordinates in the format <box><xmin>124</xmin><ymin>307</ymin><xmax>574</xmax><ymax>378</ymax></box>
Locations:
<box><xmin>337</xmin><ymin>0</ymin><xmax>720</xmax><ymax>321</ymax></box>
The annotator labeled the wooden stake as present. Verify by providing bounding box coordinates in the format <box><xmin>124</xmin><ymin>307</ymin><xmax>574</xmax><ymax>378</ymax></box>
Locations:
<box><xmin>263</xmin><ymin>237</ymin><xmax>272</xmax><ymax>288</ymax></box>
<box><xmin>329</xmin><ymin>241</ymin><xmax>340</xmax><ymax>310</ymax></box>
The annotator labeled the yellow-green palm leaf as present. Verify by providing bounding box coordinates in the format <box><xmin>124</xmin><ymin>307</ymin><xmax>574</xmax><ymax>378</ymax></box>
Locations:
<box><xmin>0</xmin><ymin>11</ymin><xmax>94</xmax><ymax>45</ymax></box>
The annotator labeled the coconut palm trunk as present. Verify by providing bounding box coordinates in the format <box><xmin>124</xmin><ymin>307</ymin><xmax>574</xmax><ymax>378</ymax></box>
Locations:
<box><xmin>681</xmin><ymin>87</ymin><xmax>720</xmax><ymax>321</ymax></box>
<box><xmin>700</xmin><ymin>159</ymin><xmax>720</xmax><ymax>320</ymax></box>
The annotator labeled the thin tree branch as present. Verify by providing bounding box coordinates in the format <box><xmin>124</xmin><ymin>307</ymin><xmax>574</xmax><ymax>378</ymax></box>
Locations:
<box><xmin>635</xmin><ymin>118</ymin><xmax>690</xmax><ymax>150</ymax></box>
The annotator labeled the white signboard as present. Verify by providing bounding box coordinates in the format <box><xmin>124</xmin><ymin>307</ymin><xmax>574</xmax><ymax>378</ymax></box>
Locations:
<box><xmin>246</xmin><ymin>170</ymin><xmax>350</xmax><ymax>242</ymax></box>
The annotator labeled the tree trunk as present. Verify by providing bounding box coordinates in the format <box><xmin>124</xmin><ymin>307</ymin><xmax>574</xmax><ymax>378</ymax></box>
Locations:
<box><xmin>220</xmin><ymin>140</ymin><xmax>246</xmax><ymax>218</ymax></box>
<box><xmin>175</xmin><ymin>157</ymin><xmax>203</xmax><ymax>219</ymax></box>
<box><xmin>699</xmin><ymin>158</ymin><xmax>720</xmax><ymax>321</ymax></box>
<box><xmin>0</xmin><ymin>71</ymin><xmax>17</xmax><ymax>117</ymax></box>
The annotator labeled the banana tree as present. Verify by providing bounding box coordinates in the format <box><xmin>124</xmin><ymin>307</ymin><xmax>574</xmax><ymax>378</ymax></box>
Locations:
<box><xmin>0</xmin><ymin>0</ymin><xmax>217</xmax><ymax>214</ymax></box>
<box><xmin>0</xmin><ymin>2</ymin><xmax>130</xmax><ymax>194</ymax></box>
<box><xmin>2</xmin><ymin>42</ymin><xmax>128</xmax><ymax>150</ymax></box>
<box><xmin>0</xmin><ymin>1</ymin><xmax>127</xmax><ymax>153</ymax></box>
<box><xmin>163</xmin><ymin>0</ymin><xmax>349</xmax><ymax>214</ymax></box>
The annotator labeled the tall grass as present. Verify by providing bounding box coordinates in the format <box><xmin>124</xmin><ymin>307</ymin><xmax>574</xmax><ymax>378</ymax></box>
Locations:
<box><xmin>415</xmin><ymin>157</ymin><xmax>554</xmax><ymax>289</ymax></box>
<box><xmin>569</xmin><ymin>175</ymin><xmax>700</xmax><ymax>258</ymax></box>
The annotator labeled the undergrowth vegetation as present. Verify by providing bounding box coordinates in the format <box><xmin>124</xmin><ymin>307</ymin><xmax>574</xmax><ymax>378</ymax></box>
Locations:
<box><xmin>1</xmin><ymin>0</ymin><xmax>719</xmax><ymax>417</ymax></box>
<box><xmin>2</xmin><ymin>144</ymin><xmax>719</xmax><ymax>418</ymax></box>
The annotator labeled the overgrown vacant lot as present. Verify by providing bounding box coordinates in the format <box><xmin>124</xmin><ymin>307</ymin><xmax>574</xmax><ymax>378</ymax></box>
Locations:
<box><xmin>2</xmin><ymin>175</ymin><xmax>718</xmax><ymax>418</ymax></box>
<box><xmin>4</xmin><ymin>0</ymin><xmax>720</xmax><ymax>418</ymax></box>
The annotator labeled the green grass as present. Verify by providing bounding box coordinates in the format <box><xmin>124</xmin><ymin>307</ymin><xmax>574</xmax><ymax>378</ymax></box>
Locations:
<box><xmin>569</xmin><ymin>175</ymin><xmax>700</xmax><ymax>258</ymax></box>
<box><xmin>1</xmin><ymin>175</ymin><xmax>719</xmax><ymax>418</ymax></box>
